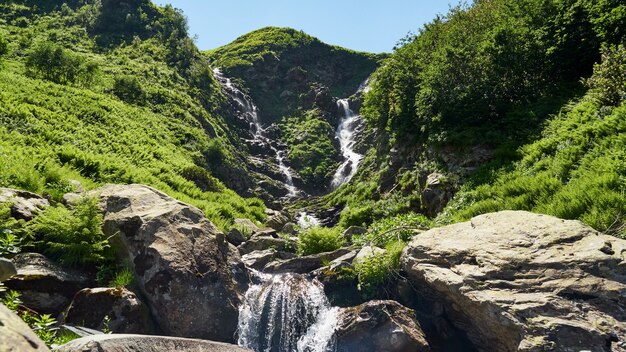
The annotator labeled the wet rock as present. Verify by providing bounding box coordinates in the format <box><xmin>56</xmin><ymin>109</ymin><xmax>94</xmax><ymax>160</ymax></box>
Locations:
<box><xmin>264</xmin><ymin>248</ymin><xmax>352</xmax><ymax>274</ymax></box>
<box><xmin>4</xmin><ymin>253</ymin><xmax>91</xmax><ymax>315</ymax></box>
<box><xmin>0</xmin><ymin>188</ymin><xmax>49</xmax><ymax>221</ymax></box>
<box><xmin>313</xmin><ymin>251</ymin><xmax>361</xmax><ymax>307</ymax></box>
<box><xmin>226</xmin><ymin>228</ymin><xmax>247</xmax><ymax>246</ymax></box>
<box><xmin>55</xmin><ymin>334</ymin><xmax>251</xmax><ymax>352</ymax></box>
<box><xmin>334</xmin><ymin>300</ymin><xmax>431</xmax><ymax>352</ymax></box>
<box><xmin>0</xmin><ymin>258</ymin><xmax>16</xmax><ymax>281</ymax></box>
<box><xmin>238</xmin><ymin>236</ymin><xmax>295</xmax><ymax>255</ymax></box>
<box><xmin>241</xmin><ymin>249</ymin><xmax>296</xmax><ymax>271</ymax></box>
<box><xmin>342</xmin><ymin>226</ymin><xmax>367</xmax><ymax>242</ymax></box>
<box><xmin>402</xmin><ymin>211</ymin><xmax>626</xmax><ymax>352</ymax></box>
<box><xmin>0</xmin><ymin>303</ymin><xmax>50</xmax><ymax>352</ymax></box>
<box><xmin>63</xmin><ymin>287</ymin><xmax>152</xmax><ymax>334</ymax></box>
<box><xmin>95</xmin><ymin>184</ymin><xmax>243</xmax><ymax>343</ymax></box>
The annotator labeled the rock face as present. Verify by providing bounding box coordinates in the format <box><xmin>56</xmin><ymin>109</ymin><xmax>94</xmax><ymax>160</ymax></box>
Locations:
<box><xmin>237</xmin><ymin>236</ymin><xmax>296</xmax><ymax>255</ymax></box>
<box><xmin>402</xmin><ymin>211</ymin><xmax>626</xmax><ymax>352</ymax></box>
<box><xmin>241</xmin><ymin>249</ymin><xmax>295</xmax><ymax>271</ymax></box>
<box><xmin>55</xmin><ymin>334</ymin><xmax>251</xmax><ymax>352</ymax></box>
<box><xmin>0</xmin><ymin>303</ymin><xmax>50</xmax><ymax>352</ymax></box>
<box><xmin>4</xmin><ymin>253</ymin><xmax>91</xmax><ymax>315</ymax></box>
<box><xmin>420</xmin><ymin>172</ymin><xmax>453</xmax><ymax>217</ymax></box>
<box><xmin>0</xmin><ymin>188</ymin><xmax>49</xmax><ymax>220</ymax></box>
<box><xmin>63</xmin><ymin>288</ymin><xmax>152</xmax><ymax>334</ymax></box>
<box><xmin>334</xmin><ymin>300</ymin><xmax>431</xmax><ymax>352</ymax></box>
<box><xmin>264</xmin><ymin>248</ymin><xmax>353</xmax><ymax>274</ymax></box>
<box><xmin>94</xmin><ymin>184</ymin><xmax>245</xmax><ymax>342</ymax></box>
<box><xmin>0</xmin><ymin>257</ymin><xmax>16</xmax><ymax>281</ymax></box>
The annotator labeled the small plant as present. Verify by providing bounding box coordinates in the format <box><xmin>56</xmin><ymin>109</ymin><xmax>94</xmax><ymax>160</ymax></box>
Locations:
<box><xmin>2</xmin><ymin>289</ymin><xmax>23</xmax><ymax>311</ymax></box>
<box><xmin>0</xmin><ymin>229</ymin><xmax>22</xmax><ymax>256</ymax></box>
<box><xmin>297</xmin><ymin>226</ymin><xmax>345</xmax><ymax>256</ymax></box>
<box><xmin>354</xmin><ymin>212</ymin><xmax>431</xmax><ymax>247</ymax></box>
<box><xmin>354</xmin><ymin>241</ymin><xmax>406</xmax><ymax>298</ymax></box>
<box><xmin>102</xmin><ymin>315</ymin><xmax>112</xmax><ymax>334</ymax></box>
<box><xmin>31</xmin><ymin>314</ymin><xmax>58</xmax><ymax>345</ymax></box>
<box><xmin>109</xmin><ymin>268</ymin><xmax>134</xmax><ymax>288</ymax></box>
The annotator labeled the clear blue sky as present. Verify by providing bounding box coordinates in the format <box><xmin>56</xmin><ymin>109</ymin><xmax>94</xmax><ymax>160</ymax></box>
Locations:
<box><xmin>151</xmin><ymin>1</ymin><xmax>462</xmax><ymax>53</ymax></box>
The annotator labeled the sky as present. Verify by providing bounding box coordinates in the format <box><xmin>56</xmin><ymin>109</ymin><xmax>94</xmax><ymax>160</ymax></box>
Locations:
<box><xmin>151</xmin><ymin>1</ymin><xmax>463</xmax><ymax>53</ymax></box>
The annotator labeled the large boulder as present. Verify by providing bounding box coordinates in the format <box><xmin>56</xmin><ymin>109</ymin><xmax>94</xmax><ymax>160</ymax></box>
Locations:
<box><xmin>237</xmin><ymin>236</ymin><xmax>296</xmax><ymax>255</ymax></box>
<box><xmin>241</xmin><ymin>249</ymin><xmax>295</xmax><ymax>271</ymax></box>
<box><xmin>334</xmin><ymin>300</ymin><xmax>431</xmax><ymax>352</ymax></box>
<box><xmin>0</xmin><ymin>303</ymin><xmax>50</xmax><ymax>351</ymax></box>
<box><xmin>0</xmin><ymin>257</ymin><xmax>17</xmax><ymax>281</ymax></box>
<box><xmin>94</xmin><ymin>184</ymin><xmax>245</xmax><ymax>342</ymax></box>
<box><xmin>402</xmin><ymin>211</ymin><xmax>626</xmax><ymax>352</ymax></box>
<box><xmin>4</xmin><ymin>253</ymin><xmax>91</xmax><ymax>315</ymax></box>
<box><xmin>63</xmin><ymin>287</ymin><xmax>152</xmax><ymax>334</ymax></box>
<box><xmin>0</xmin><ymin>188</ymin><xmax>49</xmax><ymax>220</ymax></box>
<box><xmin>55</xmin><ymin>334</ymin><xmax>251</xmax><ymax>352</ymax></box>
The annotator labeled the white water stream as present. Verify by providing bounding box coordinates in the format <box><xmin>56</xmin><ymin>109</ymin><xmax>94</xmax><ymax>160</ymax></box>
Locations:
<box><xmin>237</xmin><ymin>272</ymin><xmax>338</xmax><ymax>352</ymax></box>
<box><xmin>331</xmin><ymin>99</ymin><xmax>364</xmax><ymax>188</ymax></box>
<box><xmin>213</xmin><ymin>68</ymin><xmax>298</xmax><ymax>197</ymax></box>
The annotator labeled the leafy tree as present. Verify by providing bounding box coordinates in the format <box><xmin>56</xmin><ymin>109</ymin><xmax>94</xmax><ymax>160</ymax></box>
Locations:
<box><xmin>25</xmin><ymin>42</ymin><xmax>99</xmax><ymax>86</ymax></box>
<box><xmin>586</xmin><ymin>45</ymin><xmax>626</xmax><ymax>106</ymax></box>
<box><xmin>112</xmin><ymin>75</ymin><xmax>145</xmax><ymax>104</ymax></box>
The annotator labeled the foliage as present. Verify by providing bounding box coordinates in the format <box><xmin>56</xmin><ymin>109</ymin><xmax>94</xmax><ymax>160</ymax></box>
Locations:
<box><xmin>0</xmin><ymin>33</ymin><xmax>8</xmax><ymax>58</ymax></box>
<box><xmin>354</xmin><ymin>241</ymin><xmax>405</xmax><ymax>297</ymax></box>
<box><xmin>112</xmin><ymin>75</ymin><xmax>145</xmax><ymax>104</ymax></box>
<box><xmin>586</xmin><ymin>45</ymin><xmax>626</xmax><ymax>106</ymax></box>
<box><xmin>0</xmin><ymin>203</ymin><xmax>27</xmax><ymax>256</ymax></box>
<box><xmin>354</xmin><ymin>212</ymin><xmax>431</xmax><ymax>247</ymax></box>
<box><xmin>110</xmin><ymin>268</ymin><xmax>134</xmax><ymax>288</ymax></box>
<box><xmin>281</xmin><ymin>110</ymin><xmax>339</xmax><ymax>186</ymax></box>
<box><xmin>26</xmin><ymin>42</ymin><xmax>99</xmax><ymax>86</ymax></box>
<box><xmin>297</xmin><ymin>226</ymin><xmax>345</xmax><ymax>256</ymax></box>
<box><xmin>28</xmin><ymin>197</ymin><xmax>112</xmax><ymax>267</ymax></box>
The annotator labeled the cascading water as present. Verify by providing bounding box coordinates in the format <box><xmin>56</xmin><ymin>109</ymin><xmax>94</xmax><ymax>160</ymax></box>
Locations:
<box><xmin>331</xmin><ymin>99</ymin><xmax>364</xmax><ymax>188</ymax></box>
<box><xmin>213</xmin><ymin>68</ymin><xmax>298</xmax><ymax>197</ymax></box>
<box><xmin>237</xmin><ymin>272</ymin><xmax>339</xmax><ymax>352</ymax></box>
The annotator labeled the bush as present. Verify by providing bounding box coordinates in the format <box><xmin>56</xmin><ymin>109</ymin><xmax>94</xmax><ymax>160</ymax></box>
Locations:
<box><xmin>354</xmin><ymin>212</ymin><xmax>431</xmax><ymax>247</ymax></box>
<box><xmin>586</xmin><ymin>44</ymin><xmax>626</xmax><ymax>106</ymax></box>
<box><xmin>0</xmin><ymin>34</ymin><xmax>8</xmax><ymax>58</ymax></box>
<box><xmin>298</xmin><ymin>226</ymin><xmax>345</xmax><ymax>256</ymax></box>
<box><xmin>354</xmin><ymin>241</ymin><xmax>405</xmax><ymax>297</ymax></box>
<box><xmin>112</xmin><ymin>75</ymin><xmax>146</xmax><ymax>104</ymax></box>
<box><xmin>25</xmin><ymin>42</ymin><xmax>99</xmax><ymax>86</ymax></box>
<box><xmin>180</xmin><ymin>165</ymin><xmax>224</xmax><ymax>192</ymax></box>
<box><xmin>110</xmin><ymin>268</ymin><xmax>134</xmax><ymax>288</ymax></box>
<box><xmin>29</xmin><ymin>197</ymin><xmax>112</xmax><ymax>267</ymax></box>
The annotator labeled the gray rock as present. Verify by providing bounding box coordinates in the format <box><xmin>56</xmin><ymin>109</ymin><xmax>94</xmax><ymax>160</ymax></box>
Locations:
<box><xmin>252</xmin><ymin>227</ymin><xmax>278</xmax><ymax>238</ymax></box>
<box><xmin>0</xmin><ymin>188</ymin><xmax>49</xmax><ymax>221</ymax></box>
<box><xmin>334</xmin><ymin>300</ymin><xmax>431</xmax><ymax>352</ymax></box>
<box><xmin>342</xmin><ymin>226</ymin><xmax>367</xmax><ymax>242</ymax></box>
<box><xmin>63</xmin><ymin>287</ymin><xmax>152</xmax><ymax>334</ymax></box>
<box><xmin>420</xmin><ymin>172</ymin><xmax>453</xmax><ymax>217</ymax></box>
<box><xmin>54</xmin><ymin>334</ymin><xmax>251</xmax><ymax>352</ymax></box>
<box><xmin>402</xmin><ymin>211</ymin><xmax>626</xmax><ymax>352</ymax></box>
<box><xmin>0</xmin><ymin>303</ymin><xmax>50</xmax><ymax>351</ymax></box>
<box><xmin>265</xmin><ymin>211</ymin><xmax>290</xmax><ymax>231</ymax></box>
<box><xmin>264</xmin><ymin>248</ymin><xmax>352</xmax><ymax>274</ymax></box>
<box><xmin>281</xmin><ymin>222</ymin><xmax>298</xmax><ymax>235</ymax></box>
<box><xmin>238</xmin><ymin>236</ymin><xmax>295</xmax><ymax>255</ymax></box>
<box><xmin>234</xmin><ymin>218</ymin><xmax>260</xmax><ymax>235</ymax></box>
<box><xmin>226</xmin><ymin>228</ymin><xmax>247</xmax><ymax>246</ymax></box>
<box><xmin>4</xmin><ymin>253</ymin><xmax>91</xmax><ymax>315</ymax></box>
<box><xmin>0</xmin><ymin>257</ymin><xmax>16</xmax><ymax>281</ymax></box>
<box><xmin>354</xmin><ymin>245</ymin><xmax>386</xmax><ymax>264</ymax></box>
<box><xmin>94</xmin><ymin>184</ymin><xmax>244</xmax><ymax>343</ymax></box>
<box><xmin>241</xmin><ymin>249</ymin><xmax>295</xmax><ymax>270</ymax></box>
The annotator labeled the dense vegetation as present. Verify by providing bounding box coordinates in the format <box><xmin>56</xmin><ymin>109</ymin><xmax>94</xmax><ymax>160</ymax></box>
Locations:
<box><xmin>317</xmin><ymin>0</ymin><xmax>626</xmax><ymax>239</ymax></box>
<box><xmin>0</xmin><ymin>0</ymin><xmax>266</xmax><ymax>231</ymax></box>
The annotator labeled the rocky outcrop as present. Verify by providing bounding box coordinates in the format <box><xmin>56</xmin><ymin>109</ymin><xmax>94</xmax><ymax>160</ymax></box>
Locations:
<box><xmin>0</xmin><ymin>303</ymin><xmax>50</xmax><ymax>352</ymax></box>
<box><xmin>342</xmin><ymin>226</ymin><xmax>367</xmax><ymax>243</ymax></box>
<box><xmin>264</xmin><ymin>248</ymin><xmax>352</xmax><ymax>274</ymax></box>
<box><xmin>63</xmin><ymin>288</ymin><xmax>152</xmax><ymax>334</ymax></box>
<box><xmin>334</xmin><ymin>300</ymin><xmax>430</xmax><ymax>352</ymax></box>
<box><xmin>420</xmin><ymin>172</ymin><xmax>454</xmax><ymax>217</ymax></box>
<box><xmin>264</xmin><ymin>209</ymin><xmax>290</xmax><ymax>231</ymax></box>
<box><xmin>4</xmin><ymin>253</ymin><xmax>91</xmax><ymax>315</ymax></box>
<box><xmin>55</xmin><ymin>334</ymin><xmax>251</xmax><ymax>352</ymax></box>
<box><xmin>402</xmin><ymin>211</ymin><xmax>626</xmax><ymax>352</ymax></box>
<box><xmin>226</xmin><ymin>228</ymin><xmax>247</xmax><ymax>246</ymax></box>
<box><xmin>241</xmin><ymin>249</ymin><xmax>295</xmax><ymax>271</ymax></box>
<box><xmin>94</xmin><ymin>184</ymin><xmax>245</xmax><ymax>343</ymax></box>
<box><xmin>0</xmin><ymin>188</ymin><xmax>49</xmax><ymax>220</ymax></box>
<box><xmin>237</xmin><ymin>236</ymin><xmax>296</xmax><ymax>255</ymax></box>
<box><xmin>0</xmin><ymin>258</ymin><xmax>16</xmax><ymax>281</ymax></box>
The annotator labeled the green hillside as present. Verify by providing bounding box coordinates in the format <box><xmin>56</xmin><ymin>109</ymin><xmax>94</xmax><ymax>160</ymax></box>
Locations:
<box><xmin>0</xmin><ymin>0</ymin><xmax>265</xmax><ymax>229</ymax></box>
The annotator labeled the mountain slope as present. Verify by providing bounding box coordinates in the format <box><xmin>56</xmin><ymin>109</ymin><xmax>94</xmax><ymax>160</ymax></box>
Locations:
<box><xmin>0</xmin><ymin>0</ymin><xmax>265</xmax><ymax>229</ymax></box>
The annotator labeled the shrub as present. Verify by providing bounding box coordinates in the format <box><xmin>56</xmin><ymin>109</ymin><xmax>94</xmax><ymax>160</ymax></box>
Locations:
<box><xmin>112</xmin><ymin>75</ymin><xmax>146</xmax><ymax>104</ymax></box>
<box><xmin>586</xmin><ymin>44</ymin><xmax>626</xmax><ymax>106</ymax></box>
<box><xmin>354</xmin><ymin>212</ymin><xmax>431</xmax><ymax>247</ymax></box>
<box><xmin>29</xmin><ymin>197</ymin><xmax>112</xmax><ymax>267</ymax></box>
<box><xmin>25</xmin><ymin>42</ymin><xmax>99</xmax><ymax>86</ymax></box>
<box><xmin>298</xmin><ymin>226</ymin><xmax>345</xmax><ymax>256</ymax></box>
<box><xmin>180</xmin><ymin>165</ymin><xmax>224</xmax><ymax>192</ymax></box>
<box><xmin>0</xmin><ymin>34</ymin><xmax>8</xmax><ymax>58</ymax></box>
<box><xmin>354</xmin><ymin>241</ymin><xmax>405</xmax><ymax>297</ymax></box>
<box><xmin>110</xmin><ymin>268</ymin><xmax>134</xmax><ymax>288</ymax></box>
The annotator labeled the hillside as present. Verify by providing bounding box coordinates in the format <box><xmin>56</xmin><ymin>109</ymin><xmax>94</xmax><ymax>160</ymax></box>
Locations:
<box><xmin>0</xmin><ymin>0</ymin><xmax>266</xmax><ymax>229</ymax></box>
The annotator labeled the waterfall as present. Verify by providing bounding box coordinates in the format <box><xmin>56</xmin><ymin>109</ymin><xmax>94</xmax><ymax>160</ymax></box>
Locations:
<box><xmin>296</xmin><ymin>212</ymin><xmax>321</xmax><ymax>229</ymax></box>
<box><xmin>213</xmin><ymin>68</ymin><xmax>299</xmax><ymax>198</ymax></box>
<box><xmin>237</xmin><ymin>272</ymin><xmax>338</xmax><ymax>352</ymax></box>
<box><xmin>331</xmin><ymin>99</ymin><xmax>364</xmax><ymax>188</ymax></box>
